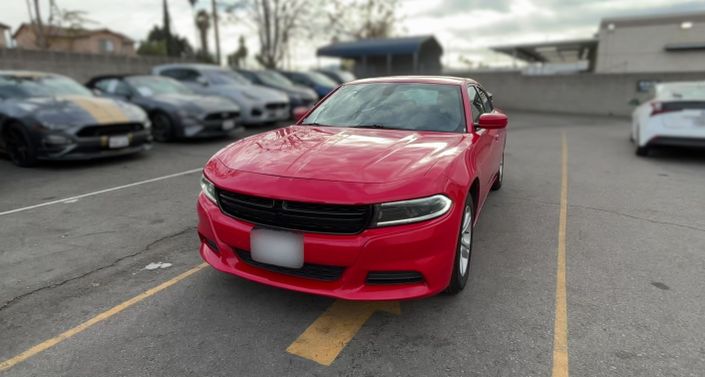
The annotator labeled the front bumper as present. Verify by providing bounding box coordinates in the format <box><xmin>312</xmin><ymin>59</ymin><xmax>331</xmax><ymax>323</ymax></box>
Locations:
<box><xmin>178</xmin><ymin>114</ymin><xmax>242</xmax><ymax>139</ymax></box>
<box><xmin>239</xmin><ymin>103</ymin><xmax>290</xmax><ymax>125</ymax></box>
<box><xmin>196</xmin><ymin>193</ymin><xmax>462</xmax><ymax>300</ymax></box>
<box><xmin>37</xmin><ymin>130</ymin><xmax>152</xmax><ymax>160</ymax></box>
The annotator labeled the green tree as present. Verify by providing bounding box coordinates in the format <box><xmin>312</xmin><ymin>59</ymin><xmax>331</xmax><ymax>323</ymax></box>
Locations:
<box><xmin>137</xmin><ymin>25</ymin><xmax>194</xmax><ymax>57</ymax></box>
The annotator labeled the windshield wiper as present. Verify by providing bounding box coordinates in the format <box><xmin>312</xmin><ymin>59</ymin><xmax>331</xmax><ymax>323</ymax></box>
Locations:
<box><xmin>352</xmin><ymin>124</ymin><xmax>394</xmax><ymax>129</ymax></box>
<box><xmin>300</xmin><ymin>122</ymin><xmax>329</xmax><ymax>127</ymax></box>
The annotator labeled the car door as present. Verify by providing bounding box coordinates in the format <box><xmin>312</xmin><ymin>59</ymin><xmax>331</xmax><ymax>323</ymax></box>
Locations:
<box><xmin>477</xmin><ymin>86</ymin><xmax>505</xmax><ymax>175</ymax></box>
<box><xmin>466</xmin><ymin>85</ymin><xmax>493</xmax><ymax>202</ymax></box>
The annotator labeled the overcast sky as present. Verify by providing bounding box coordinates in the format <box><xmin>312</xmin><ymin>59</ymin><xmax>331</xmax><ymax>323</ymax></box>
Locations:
<box><xmin>3</xmin><ymin>0</ymin><xmax>705</xmax><ymax>69</ymax></box>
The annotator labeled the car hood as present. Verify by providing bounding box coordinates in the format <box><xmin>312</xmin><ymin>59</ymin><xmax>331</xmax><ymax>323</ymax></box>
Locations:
<box><xmin>215</xmin><ymin>125</ymin><xmax>467</xmax><ymax>183</ymax></box>
<box><xmin>149</xmin><ymin>93</ymin><xmax>239</xmax><ymax>113</ymax></box>
<box><xmin>9</xmin><ymin>95</ymin><xmax>144</xmax><ymax>128</ymax></box>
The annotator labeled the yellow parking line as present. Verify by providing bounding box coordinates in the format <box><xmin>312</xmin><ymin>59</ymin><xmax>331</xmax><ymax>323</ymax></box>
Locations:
<box><xmin>552</xmin><ymin>131</ymin><xmax>569</xmax><ymax>377</ymax></box>
<box><xmin>287</xmin><ymin>300</ymin><xmax>401</xmax><ymax>366</ymax></box>
<box><xmin>0</xmin><ymin>263</ymin><xmax>208</xmax><ymax>372</ymax></box>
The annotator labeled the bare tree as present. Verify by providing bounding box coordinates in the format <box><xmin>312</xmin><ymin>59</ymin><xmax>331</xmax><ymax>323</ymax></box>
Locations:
<box><xmin>32</xmin><ymin>0</ymin><xmax>48</xmax><ymax>48</ymax></box>
<box><xmin>327</xmin><ymin>0</ymin><xmax>400</xmax><ymax>40</ymax></box>
<box><xmin>226</xmin><ymin>0</ymin><xmax>319</xmax><ymax>69</ymax></box>
<box><xmin>195</xmin><ymin>9</ymin><xmax>211</xmax><ymax>59</ymax></box>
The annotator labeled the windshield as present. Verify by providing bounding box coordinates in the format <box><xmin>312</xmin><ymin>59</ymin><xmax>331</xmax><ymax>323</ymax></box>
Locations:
<box><xmin>203</xmin><ymin>69</ymin><xmax>251</xmax><ymax>86</ymax></box>
<box><xmin>126</xmin><ymin>76</ymin><xmax>193</xmax><ymax>96</ymax></box>
<box><xmin>657</xmin><ymin>82</ymin><xmax>705</xmax><ymax>100</ymax></box>
<box><xmin>0</xmin><ymin>74</ymin><xmax>93</xmax><ymax>99</ymax></box>
<box><xmin>306</xmin><ymin>72</ymin><xmax>338</xmax><ymax>87</ymax></box>
<box><xmin>258</xmin><ymin>70</ymin><xmax>294</xmax><ymax>87</ymax></box>
<box><xmin>302</xmin><ymin>83</ymin><xmax>465</xmax><ymax>133</ymax></box>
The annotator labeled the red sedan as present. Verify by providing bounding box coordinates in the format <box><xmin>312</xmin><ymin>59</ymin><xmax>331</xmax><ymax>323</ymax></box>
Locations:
<box><xmin>197</xmin><ymin>76</ymin><xmax>507</xmax><ymax>300</ymax></box>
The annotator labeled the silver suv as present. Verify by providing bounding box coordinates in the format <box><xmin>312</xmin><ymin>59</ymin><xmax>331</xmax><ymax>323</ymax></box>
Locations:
<box><xmin>152</xmin><ymin>64</ymin><xmax>290</xmax><ymax>125</ymax></box>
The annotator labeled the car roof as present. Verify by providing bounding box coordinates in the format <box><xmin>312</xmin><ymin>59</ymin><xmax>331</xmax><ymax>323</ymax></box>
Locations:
<box><xmin>348</xmin><ymin>75</ymin><xmax>477</xmax><ymax>86</ymax></box>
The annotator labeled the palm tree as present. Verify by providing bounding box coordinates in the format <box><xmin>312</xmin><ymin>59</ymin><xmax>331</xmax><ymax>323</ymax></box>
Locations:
<box><xmin>195</xmin><ymin>9</ymin><xmax>210</xmax><ymax>59</ymax></box>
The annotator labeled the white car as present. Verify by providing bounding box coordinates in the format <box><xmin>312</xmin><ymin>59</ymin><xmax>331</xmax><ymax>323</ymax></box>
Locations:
<box><xmin>631</xmin><ymin>81</ymin><xmax>705</xmax><ymax>156</ymax></box>
<box><xmin>152</xmin><ymin>64</ymin><xmax>290</xmax><ymax>126</ymax></box>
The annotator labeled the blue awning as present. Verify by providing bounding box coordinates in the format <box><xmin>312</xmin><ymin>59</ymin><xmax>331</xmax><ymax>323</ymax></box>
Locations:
<box><xmin>317</xmin><ymin>35</ymin><xmax>441</xmax><ymax>58</ymax></box>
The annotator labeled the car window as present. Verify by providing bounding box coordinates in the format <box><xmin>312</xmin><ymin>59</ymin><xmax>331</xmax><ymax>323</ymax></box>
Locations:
<box><xmin>160</xmin><ymin>68</ymin><xmax>201</xmax><ymax>82</ymax></box>
<box><xmin>126</xmin><ymin>76</ymin><xmax>193</xmax><ymax>96</ymax></box>
<box><xmin>466</xmin><ymin>85</ymin><xmax>485</xmax><ymax>123</ymax></box>
<box><xmin>302</xmin><ymin>83</ymin><xmax>465</xmax><ymax>133</ymax></box>
<box><xmin>203</xmin><ymin>69</ymin><xmax>250</xmax><ymax>85</ymax></box>
<box><xmin>94</xmin><ymin>79</ymin><xmax>118</xmax><ymax>93</ymax></box>
<box><xmin>478</xmin><ymin>87</ymin><xmax>493</xmax><ymax>112</ymax></box>
<box><xmin>258</xmin><ymin>71</ymin><xmax>294</xmax><ymax>87</ymax></box>
<box><xmin>306</xmin><ymin>72</ymin><xmax>338</xmax><ymax>87</ymax></box>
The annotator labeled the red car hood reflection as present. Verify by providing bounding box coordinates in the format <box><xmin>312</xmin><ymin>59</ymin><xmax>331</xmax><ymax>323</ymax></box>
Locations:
<box><xmin>216</xmin><ymin>126</ymin><xmax>467</xmax><ymax>183</ymax></box>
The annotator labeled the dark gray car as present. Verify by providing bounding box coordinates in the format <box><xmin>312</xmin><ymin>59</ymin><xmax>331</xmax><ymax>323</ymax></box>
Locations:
<box><xmin>86</xmin><ymin>75</ymin><xmax>241</xmax><ymax>141</ymax></box>
<box><xmin>236</xmin><ymin>69</ymin><xmax>318</xmax><ymax>113</ymax></box>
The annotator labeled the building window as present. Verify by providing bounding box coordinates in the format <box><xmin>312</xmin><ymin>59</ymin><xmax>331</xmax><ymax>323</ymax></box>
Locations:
<box><xmin>681</xmin><ymin>21</ymin><xmax>693</xmax><ymax>29</ymax></box>
<box><xmin>99</xmin><ymin>39</ymin><xmax>115</xmax><ymax>53</ymax></box>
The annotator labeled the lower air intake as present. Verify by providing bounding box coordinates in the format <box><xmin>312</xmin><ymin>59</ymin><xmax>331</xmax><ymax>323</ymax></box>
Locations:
<box><xmin>366</xmin><ymin>271</ymin><xmax>424</xmax><ymax>285</ymax></box>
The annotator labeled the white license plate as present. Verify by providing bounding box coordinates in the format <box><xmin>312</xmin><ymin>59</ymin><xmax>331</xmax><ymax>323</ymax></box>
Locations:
<box><xmin>222</xmin><ymin>119</ymin><xmax>235</xmax><ymax>130</ymax></box>
<box><xmin>108</xmin><ymin>135</ymin><xmax>129</xmax><ymax>149</ymax></box>
<box><xmin>250</xmin><ymin>228</ymin><xmax>304</xmax><ymax>269</ymax></box>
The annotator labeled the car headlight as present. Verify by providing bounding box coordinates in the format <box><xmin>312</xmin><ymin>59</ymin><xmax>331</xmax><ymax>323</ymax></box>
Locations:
<box><xmin>143</xmin><ymin>119</ymin><xmax>152</xmax><ymax>130</ymax></box>
<box><xmin>370</xmin><ymin>194</ymin><xmax>452</xmax><ymax>227</ymax></box>
<box><xmin>200</xmin><ymin>175</ymin><xmax>218</xmax><ymax>203</ymax></box>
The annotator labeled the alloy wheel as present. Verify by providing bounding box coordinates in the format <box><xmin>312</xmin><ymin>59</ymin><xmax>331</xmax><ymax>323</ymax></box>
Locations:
<box><xmin>459</xmin><ymin>204</ymin><xmax>473</xmax><ymax>276</ymax></box>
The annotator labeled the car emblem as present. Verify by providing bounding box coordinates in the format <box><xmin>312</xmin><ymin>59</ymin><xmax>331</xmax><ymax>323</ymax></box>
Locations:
<box><xmin>223</xmin><ymin>113</ymin><xmax>229</xmax><ymax>119</ymax></box>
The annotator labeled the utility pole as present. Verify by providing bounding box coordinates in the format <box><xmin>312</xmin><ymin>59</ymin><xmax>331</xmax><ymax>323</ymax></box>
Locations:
<box><xmin>32</xmin><ymin>0</ymin><xmax>47</xmax><ymax>49</ymax></box>
<box><xmin>211</xmin><ymin>0</ymin><xmax>221</xmax><ymax>65</ymax></box>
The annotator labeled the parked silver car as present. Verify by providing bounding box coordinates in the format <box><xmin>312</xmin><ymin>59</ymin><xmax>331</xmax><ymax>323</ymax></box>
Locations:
<box><xmin>152</xmin><ymin>64</ymin><xmax>289</xmax><ymax>125</ymax></box>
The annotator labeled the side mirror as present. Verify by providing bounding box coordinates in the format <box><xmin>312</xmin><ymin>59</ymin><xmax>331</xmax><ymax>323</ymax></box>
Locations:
<box><xmin>628</xmin><ymin>98</ymin><xmax>640</xmax><ymax>106</ymax></box>
<box><xmin>293</xmin><ymin>106</ymin><xmax>310</xmax><ymax>122</ymax></box>
<box><xmin>477</xmin><ymin>113</ymin><xmax>508</xmax><ymax>129</ymax></box>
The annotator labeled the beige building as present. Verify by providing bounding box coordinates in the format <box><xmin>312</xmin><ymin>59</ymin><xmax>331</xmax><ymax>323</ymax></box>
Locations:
<box><xmin>13</xmin><ymin>23</ymin><xmax>135</xmax><ymax>56</ymax></box>
<box><xmin>0</xmin><ymin>23</ymin><xmax>10</xmax><ymax>48</ymax></box>
<box><xmin>595</xmin><ymin>11</ymin><xmax>705</xmax><ymax>73</ymax></box>
<box><xmin>491</xmin><ymin>11</ymin><xmax>705</xmax><ymax>75</ymax></box>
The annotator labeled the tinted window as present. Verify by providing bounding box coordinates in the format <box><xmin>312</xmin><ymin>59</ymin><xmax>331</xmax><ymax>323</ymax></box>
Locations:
<box><xmin>478</xmin><ymin>87</ymin><xmax>493</xmax><ymax>112</ymax></box>
<box><xmin>466</xmin><ymin>86</ymin><xmax>485</xmax><ymax>123</ymax></box>
<box><xmin>93</xmin><ymin>79</ymin><xmax>132</xmax><ymax>96</ymax></box>
<box><xmin>126</xmin><ymin>76</ymin><xmax>193</xmax><ymax>96</ymax></box>
<box><xmin>203</xmin><ymin>69</ymin><xmax>250</xmax><ymax>85</ymax></box>
<box><xmin>302</xmin><ymin>83</ymin><xmax>465</xmax><ymax>133</ymax></box>
<box><xmin>160</xmin><ymin>68</ymin><xmax>201</xmax><ymax>82</ymax></box>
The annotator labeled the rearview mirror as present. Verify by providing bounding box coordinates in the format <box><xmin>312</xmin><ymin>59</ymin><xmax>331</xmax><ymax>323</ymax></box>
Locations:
<box><xmin>477</xmin><ymin>113</ymin><xmax>508</xmax><ymax>129</ymax></box>
<box><xmin>293</xmin><ymin>106</ymin><xmax>310</xmax><ymax>122</ymax></box>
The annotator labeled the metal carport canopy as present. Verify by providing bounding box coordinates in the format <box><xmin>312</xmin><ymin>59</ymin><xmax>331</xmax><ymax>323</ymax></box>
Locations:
<box><xmin>317</xmin><ymin>35</ymin><xmax>440</xmax><ymax>58</ymax></box>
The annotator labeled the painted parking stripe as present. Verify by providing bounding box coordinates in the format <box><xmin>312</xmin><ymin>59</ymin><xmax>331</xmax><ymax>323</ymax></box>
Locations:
<box><xmin>287</xmin><ymin>300</ymin><xmax>401</xmax><ymax>366</ymax></box>
<box><xmin>551</xmin><ymin>131</ymin><xmax>569</xmax><ymax>377</ymax></box>
<box><xmin>0</xmin><ymin>168</ymin><xmax>202</xmax><ymax>217</ymax></box>
<box><xmin>0</xmin><ymin>263</ymin><xmax>208</xmax><ymax>372</ymax></box>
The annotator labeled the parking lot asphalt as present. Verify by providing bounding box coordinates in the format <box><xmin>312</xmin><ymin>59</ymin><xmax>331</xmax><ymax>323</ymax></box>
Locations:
<box><xmin>1</xmin><ymin>112</ymin><xmax>704</xmax><ymax>377</ymax></box>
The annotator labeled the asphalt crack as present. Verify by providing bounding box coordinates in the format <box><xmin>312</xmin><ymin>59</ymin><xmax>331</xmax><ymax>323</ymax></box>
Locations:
<box><xmin>0</xmin><ymin>226</ymin><xmax>195</xmax><ymax>312</ymax></box>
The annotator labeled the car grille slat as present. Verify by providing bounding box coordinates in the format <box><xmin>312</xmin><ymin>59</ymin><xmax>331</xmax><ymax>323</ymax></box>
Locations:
<box><xmin>235</xmin><ymin>249</ymin><xmax>344</xmax><ymax>281</ymax></box>
<box><xmin>76</xmin><ymin>123</ymin><xmax>144</xmax><ymax>137</ymax></box>
<box><xmin>204</xmin><ymin>112</ymin><xmax>240</xmax><ymax>121</ymax></box>
<box><xmin>217</xmin><ymin>190</ymin><xmax>372</xmax><ymax>234</ymax></box>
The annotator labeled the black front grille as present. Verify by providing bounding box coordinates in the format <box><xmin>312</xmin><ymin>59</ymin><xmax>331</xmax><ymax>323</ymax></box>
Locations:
<box><xmin>236</xmin><ymin>249</ymin><xmax>344</xmax><ymax>281</ymax></box>
<box><xmin>77</xmin><ymin>123</ymin><xmax>143</xmax><ymax>137</ymax></box>
<box><xmin>265</xmin><ymin>102</ymin><xmax>287</xmax><ymax>110</ymax></box>
<box><xmin>205</xmin><ymin>112</ymin><xmax>240</xmax><ymax>121</ymax></box>
<box><xmin>217</xmin><ymin>190</ymin><xmax>372</xmax><ymax>234</ymax></box>
<box><xmin>366</xmin><ymin>271</ymin><xmax>424</xmax><ymax>285</ymax></box>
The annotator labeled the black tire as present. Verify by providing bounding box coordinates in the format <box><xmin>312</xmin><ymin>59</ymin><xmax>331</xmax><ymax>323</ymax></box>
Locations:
<box><xmin>4</xmin><ymin>125</ymin><xmax>38</xmax><ymax>167</ymax></box>
<box><xmin>445</xmin><ymin>193</ymin><xmax>474</xmax><ymax>294</ymax></box>
<box><xmin>635</xmin><ymin>145</ymin><xmax>650</xmax><ymax>157</ymax></box>
<box><xmin>150</xmin><ymin>112</ymin><xmax>175</xmax><ymax>142</ymax></box>
<box><xmin>491</xmin><ymin>152</ymin><xmax>504</xmax><ymax>191</ymax></box>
